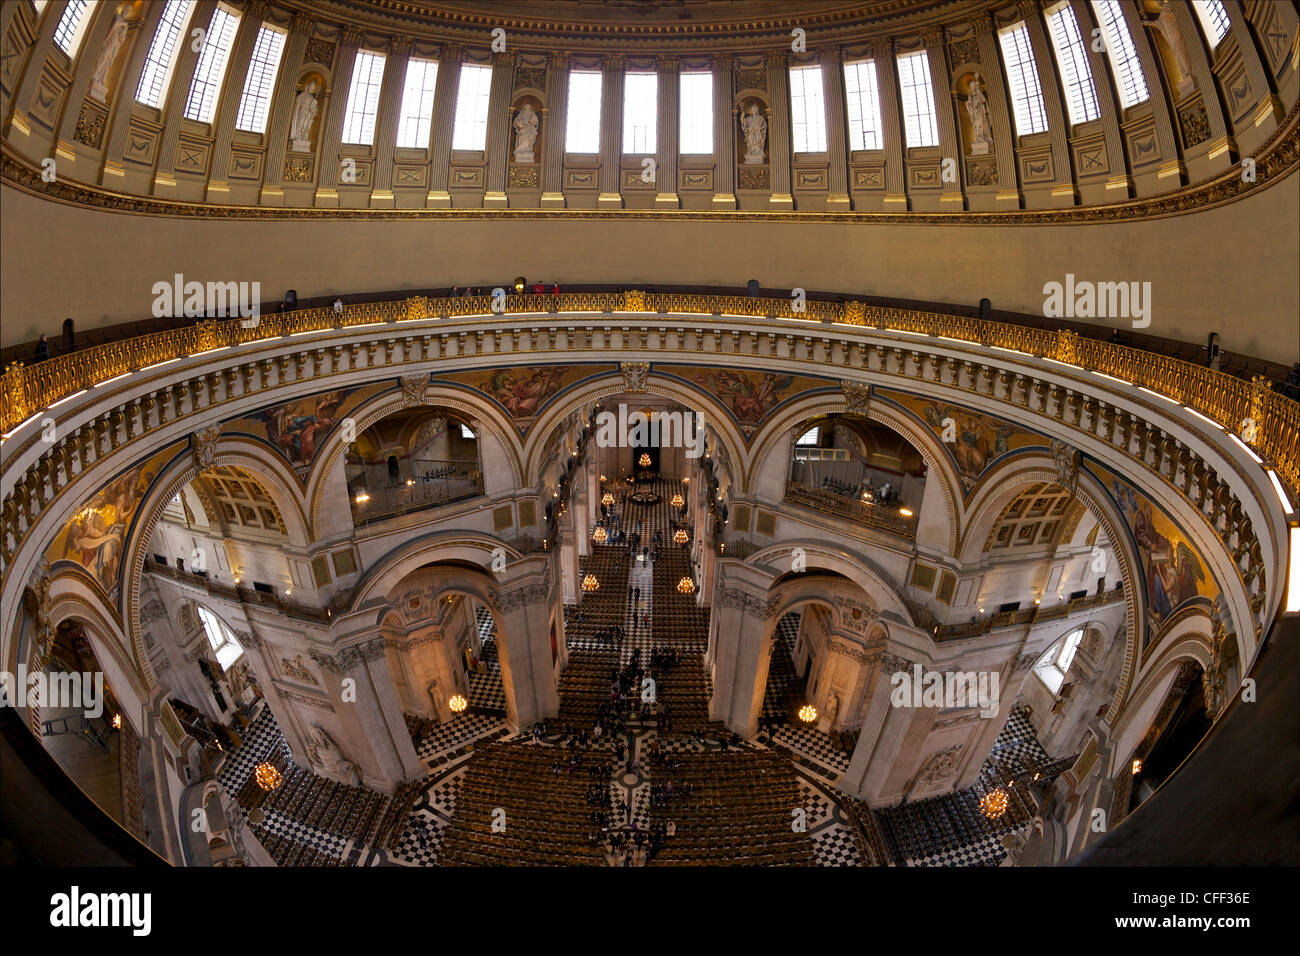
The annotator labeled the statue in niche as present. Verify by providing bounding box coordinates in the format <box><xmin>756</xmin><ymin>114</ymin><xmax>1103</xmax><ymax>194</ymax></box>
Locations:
<box><xmin>289</xmin><ymin>80</ymin><xmax>320</xmax><ymax>152</ymax></box>
<box><xmin>740</xmin><ymin>104</ymin><xmax>767</xmax><ymax>165</ymax></box>
<box><xmin>999</xmin><ymin>829</ymin><xmax>1027</xmax><ymax>866</ymax></box>
<box><xmin>966</xmin><ymin>73</ymin><xmax>992</xmax><ymax>155</ymax></box>
<box><xmin>513</xmin><ymin>104</ymin><xmax>539</xmax><ymax>163</ymax></box>
<box><xmin>1141</xmin><ymin>1</ymin><xmax>1196</xmax><ymax>97</ymax></box>
<box><xmin>308</xmin><ymin>723</ymin><xmax>360</xmax><ymax>786</ymax></box>
<box><xmin>90</xmin><ymin>13</ymin><xmax>131</xmax><ymax>102</ymax></box>
<box><xmin>819</xmin><ymin>691</ymin><xmax>839</xmax><ymax>733</ymax></box>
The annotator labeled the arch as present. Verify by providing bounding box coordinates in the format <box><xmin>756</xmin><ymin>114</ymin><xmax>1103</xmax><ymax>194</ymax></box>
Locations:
<box><xmin>45</xmin><ymin>572</ymin><xmax>148</xmax><ymax>736</ymax></box>
<box><xmin>520</xmin><ymin>371</ymin><xmax>750</xmax><ymax>489</ymax></box>
<box><xmin>744</xmin><ymin>389</ymin><xmax>963</xmax><ymax>553</ymax></box>
<box><xmin>743</xmin><ymin>539</ymin><xmax>915</xmax><ymax>628</ymax></box>
<box><xmin>118</xmin><ymin>437</ymin><xmax>311</xmax><ymax>697</ymax></box>
<box><xmin>348</xmin><ymin>529</ymin><xmax>525</xmax><ymax>615</ymax></box>
<box><xmin>305</xmin><ymin>383</ymin><xmax>526</xmax><ymax>538</ymax></box>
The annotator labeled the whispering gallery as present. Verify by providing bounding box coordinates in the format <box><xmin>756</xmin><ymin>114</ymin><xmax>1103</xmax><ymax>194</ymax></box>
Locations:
<box><xmin>1</xmin><ymin>0</ymin><xmax>1298</xmax><ymax>900</ymax></box>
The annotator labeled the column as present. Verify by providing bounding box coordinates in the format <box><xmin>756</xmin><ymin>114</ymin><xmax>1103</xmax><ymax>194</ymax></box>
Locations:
<box><xmin>258</xmin><ymin>12</ymin><xmax>312</xmax><ymax>203</ymax></box>
<box><xmin>1115</xmin><ymin>0</ymin><xmax>1181</xmax><ymax>184</ymax></box>
<box><xmin>654</xmin><ymin>54</ymin><xmax>679</xmax><ymax>208</ymax></box>
<box><xmin>923</xmin><ymin>29</ymin><xmax>964</xmax><ymax>208</ymax></box>
<box><xmin>314</xmin><ymin>25</ymin><xmax>362</xmax><ymax>206</ymax></box>
<box><xmin>711</xmin><ymin>53</ymin><xmax>736</xmax><ymax>208</ymax></box>
<box><xmin>205</xmin><ymin>2</ymin><xmax>268</xmax><ymax>202</ymax></box>
<box><xmin>425</xmin><ymin>42</ymin><xmax>462</xmax><ymax>207</ymax></box>
<box><xmin>151</xmin><ymin>0</ymin><xmax>219</xmax><ymax>195</ymax></box>
<box><xmin>1069</xmin><ymin>0</ymin><xmax>1132</xmax><ymax>197</ymax></box>
<box><xmin>540</xmin><ymin>52</ymin><xmax>568</xmax><ymax>207</ymax></box>
<box><xmin>368</xmin><ymin>37</ymin><xmax>410</xmax><ymax>208</ymax></box>
<box><xmin>876</xmin><ymin>40</ymin><xmax>908</xmax><ymax>210</ymax></box>
<box><xmin>1169</xmin><ymin>0</ymin><xmax>1233</xmax><ymax>165</ymax></box>
<box><xmin>821</xmin><ymin>47</ymin><xmax>851</xmax><ymax>210</ymax></box>
<box><xmin>971</xmin><ymin>12</ymin><xmax>1021</xmax><ymax>206</ymax></box>
<box><xmin>1225</xmin><ymin>0</ymin><xmax>1283</xmax><ymax>131</ymax></box>
<box><xmin>707</xmin><ymin>565</ymin><xmax>775</xmax><ymax>737</ymax></box>
<box><xmin>765</xmin><ymin>51</ymin><xmax>792</xmax><ymax>209</ymax></box>
<box><xmin>1017</xmin><ymin>0</ymin><xmax>1076</xmax><ymax>205</ymax></box>
<box><xmin>97</xmin><ymin>0</ymin><xmax>165</xmax><ymax>184</ymax></box>
<box><xmin>841</xmin><ymin>652</ymin><xmax>917</xmax><ymax>804</ymax></box>
<box><xmin>493</xmin><ymin>559</ymin><xmax>561</xmax><ymax>731</ymax></box>
<box><xmin>52</xmin><ymin>1</ymin><xmax>122</xmax><ymax>162</ymax></box>
<box><xmin>482</xmin><ymin>51</ymin><xmax>515</xmax><ymax>207</ymax></box>
<box><xmin>4</xmin><ymin>0</ymin><xmax>63</xmax><ymax>144</ymax></box>
<box><xmin>597</xmin><ymin>54</ymin><xmax>625</xmax><ymax>208</ymax></box>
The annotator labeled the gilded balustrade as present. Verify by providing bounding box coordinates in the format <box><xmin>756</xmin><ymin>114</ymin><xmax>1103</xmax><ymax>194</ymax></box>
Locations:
<box><xmin>2</xmin><ymin>290</ymin><xmax>1296</xmax><ymax>496</ymax></box>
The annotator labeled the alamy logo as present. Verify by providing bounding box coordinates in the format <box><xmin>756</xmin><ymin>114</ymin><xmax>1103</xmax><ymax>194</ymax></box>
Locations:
<box><xmin>1042</xmin><ymin>273</ymin><xmax>1151</xmax><ymax>328</ymax></box>
<box><xmin>890</xmin><ymin>664</ymin><xmax>1000</xmax><ymax>718</ymax></box>
<box><xmin>0</xmin><ymin>666</ymin><xmax>103</xmax><ymax>718</ymax></box>
<box><xmin>49</xmin><ymin>887</ymin><xmax>151</xmax><ymax>936</ymax></box>
<box><xmin>151</xmin><ymin>273</ymin><xmax>261</xmax><ymax>326</ymax></box>
<box><xmin>593</xmin><ymin>404</ymin><xmax>706</xmax><ymax>458</ymax></box>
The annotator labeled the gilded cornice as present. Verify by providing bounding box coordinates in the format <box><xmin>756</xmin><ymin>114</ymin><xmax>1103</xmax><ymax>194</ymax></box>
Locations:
<box><xmin>3</xmin><ymin>100</ymin><xmax>1294</xmax><ymax>225</ymax></box>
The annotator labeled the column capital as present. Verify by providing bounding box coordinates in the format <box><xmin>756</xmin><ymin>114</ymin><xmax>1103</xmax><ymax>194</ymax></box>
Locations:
<box><xmin>657</xmin><ymin>54</ymin><xmax>680</xmax><ymax>71</ymax></box>
<box><xmin>340</xmin><ymin>25</ymin><xmax>366</xmax><ymax>48</ymax></box>
<box><xmin>921</xmin><ymin>27</ymin><xmax>946</xmax><ymax>49</ymax></box>
<box><xmin>712</xmin><ymin>52</ymin><xmax>735</xmax><ymax>70</ymax></box>
<box><xmin>603</xmin><ymin>53</ymin><xmax>626</xmax><ymax>70</ymax></box>
<box><xmin>1016</xmin><ymin>0</ymin><xmax>1041</xmax><ymax>19</ymax></box>
<box><xmin>388</xmin><ymin>36</ymin><xmax>412</xmax><ymax>57</ymax></box>
<box><xmin>817</xmin><ymin>46</ymin><xmax>844</xmax><ymax>65</ymax></box>
<box><xmin>765</xmin><ymin>50</ymin><xmax>789</xmax><ymax>68</ymax></box>
<box><xmin>244</xmin><ymin>0</ymin><xmax>271</xmax><ymax>21</ymax></box>
<box><xmin>549</xmin><ymin>50</ymin><xmax>570</xmax><ymax>69</ymax></box>
<box><xmin>970</xmin><ymin>10</ymin><xmax>996</xmax><ymax>37</ymax></box>
<box><xmin>290</xmin><ymin>11</ymin><xmax>315</xmax><ymax>36</ymax></box>
<box><xmin>496</xmin><ymin>51</ymin><xmax>517</xmax><ymax>65</ymax></box>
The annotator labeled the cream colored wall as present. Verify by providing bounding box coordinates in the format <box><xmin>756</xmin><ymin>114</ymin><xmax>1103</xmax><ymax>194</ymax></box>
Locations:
<box><xmin>3</xmin><ymin>176</ymin><xmax>1297</xmax><ymax>364</ymax></box>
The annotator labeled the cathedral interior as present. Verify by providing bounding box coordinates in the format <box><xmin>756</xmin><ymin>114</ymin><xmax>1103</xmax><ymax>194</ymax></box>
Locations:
<box><xmin>0</xmin><ymin>0</ymin><xmax>1298</xmax><ymax>909</ymax></box>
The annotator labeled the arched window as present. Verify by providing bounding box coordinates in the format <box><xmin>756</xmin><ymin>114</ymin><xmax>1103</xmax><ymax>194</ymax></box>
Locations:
<box><xmin>1035</xmin><ymin>628</ymin><xmax>1084</xmax><ymax>694</ymax></box>
<box><xmin>197</xmin><ymin>606</ymin><xmax>243</xmax><ymax>671</ymax></box>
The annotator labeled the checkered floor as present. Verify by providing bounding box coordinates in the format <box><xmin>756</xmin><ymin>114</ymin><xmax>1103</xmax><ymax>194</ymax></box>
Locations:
<box><xmin>412</xmin><ymin>712</ymin><xmax>507</xmax><ymax>762</ymax></box>
<box><xmin>762</xmin><ymin>613</ymin><xmax>802</xmax><ymax>722</ymax></box>
<box><xmin>985</xmin><ymin>706</ymin><xmax>1050</xmax><ymax>776</ymax></box>
<box><xmin>467</xmin><ymin>636</ymin><xmax>507</xmax><ymax>714</ymax></box>
<box><xmin>215</xmin><ymin>704</ymin><xmax>277</xmax><ymax>794</ymax></box>
<box><xmin>770</xmin><ymin>723</ymin><xmax>852</xmax><ymax>774</ymax></box>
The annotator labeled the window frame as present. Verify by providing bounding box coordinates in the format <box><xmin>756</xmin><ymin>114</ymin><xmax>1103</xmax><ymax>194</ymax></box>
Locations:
<box><xmin>340</xmin><ymin>49</ymin><xmax>387</xmax><ymax>146</ymax></box>
<box><xmin>1045</xmin><ymin>1</ymin><xmax>1101</xmax><ymax>126</ymax></box>
<box><xmin>1090</xmin><ymin>0</ymin><xmax>1150</xmax><ymax>108</ymax></box>
<box><xmin>895</xmin><ymin>51</ymin><xmax>940</xmax><ymax>149</ymax></box>
<box><xmin>843</xmin><ymin>58</ymin><xmax>883</xmax><ymax>152</ymax></box>
<box><xmin>564</xmin><ymin>68</ymin><xmax>603</xmax><ymax>154</ymax></box>
<box><xmin>135</xmin><ymin>0</ymin><xmax>196</xmax><ymax>109</ymax></box>
<box><xmin>234</xmin><ymin>23</ymin><xmax>287</xmax><ymax>134</ymax></box>
<box><xmin>788</xmin><ymin>64</ymin><xmax>828</xmax><ymax>154</ymax></box>
<box><xmin>622</xmin><ymin>71</ymin><xmax>658</xmax><ymax>154</ymax></box>
<box><xmin>396</xmin><ymin>56</ymin><xmax>440</xmax><ymax>150</ymax></box>
<box><xmin>998</xmin><ymin>21</ymin><xmax>1051</xmax><ymax>137</ymax></box>
<box><xmin>182</xmin><ymin>4</ymin><xmax>242</xmax><ymax>125</ymax></box>
<box><xmin>679</xmin><ymin>71</ymin><xmax>713</xmax><ymax>155</ymax></box>
<box><xmin>451</xmin><ymin>62</ymin><xmax>493</xmax><ymax>151</ymax></box>
<box><xmin>1035</xmin><ymin>628</ymin><xmax>1085</xmax><ymax>694</ymax></box>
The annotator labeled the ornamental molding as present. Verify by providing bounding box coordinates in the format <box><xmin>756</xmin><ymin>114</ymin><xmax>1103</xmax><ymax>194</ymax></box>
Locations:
<box><xmin>620</xmin><ymin>362</ymin><xmax>650</xmax><ymax>392</ymax></box>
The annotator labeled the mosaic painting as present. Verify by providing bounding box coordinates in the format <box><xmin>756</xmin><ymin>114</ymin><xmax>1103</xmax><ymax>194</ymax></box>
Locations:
<box><xmin>1088</xmin><ymin>463</ymin><xmax>1218</xmax><ymax>646</ymax></box>
<box><xmin>657</xmin><ymin>365</ymin><xmax>830</xmax><ymax>433</ymax></box>
<box><xmin>881</xmin><ymin>391</ymin><xmax>1041</xmax><ymax>492</ymax></box>
<box><xmin>47</xmin><ymin>442</ymin><xmax>184</xmax><ymax>602</ymax></box>
<box><xmin>233</xmin><ymin>383</ymin><xmax>388</xmax><ymax>477</ymax></box>
<box><xmin>435</xmin><ymin>365</ymin><xmax>617</xmax><ymax>428</ymax></box>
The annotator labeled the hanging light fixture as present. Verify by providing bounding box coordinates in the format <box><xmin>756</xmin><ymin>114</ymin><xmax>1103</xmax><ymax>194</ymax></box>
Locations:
<box><xmin>582</xmin><ymin>573</ymin><xmax>600</xmax><ymax>592</ymax></box>
<box><xmin>1131</xmin><ymin>758</ymin><xmax>1142</xmax><ymax>775</ymax></box>
<box><xmin>798</xmin><ymin>704</ymin><xmax>817</xmax><ymax>724</ymax></box>
<box><xmin>898</xmin><ymin>506</ymin><xmax>914</xmax><ymax>517</ymax></box>
<box><xmin>111</xmin><ymin>714</ymin><xmax>122</xmax><ymax>730</ymax></box>
<box><xmin>671</xmin><ymin>493</ymin><xmax>684</xmax><ymax>507</ymax></box>
<box><xmin>593</xmin><ymin>526</ymin><xmax>608</xmax><ymax>544</ymax></box>
<box><xmin>676</xmin><ymin>576</ymin><xmax>696</xmax><ymax>594</ymax></box>
<box><xmin>980</xmin><ymin>788</ymin><xmax>1008</xmax><ymax>819</ymax></box>
<box><xmin>638</xmin><ymin>453</ymin><xmax>652</xmax><ymax>467</ymax></box>
<box><xmin>673</xmin><ymin>529</ymin><xmax>688</xmax><ymax>545</ymax></box>
<box><xmin>449</xmin><ymin>694</ymin><xmax>468</xmax><ymax>714</ymax></box>
<box><xmin>602</xmin><ymin>492</ymin><xmax>614</xmax><ymax>506</ymax></box>
<box><xmin>354</xmin><ymin>491</ymin><xmax>370</xmax><ymax>504</ymax></box>
<box><xmin>254</xmin><ymin>761</ymin><xmax>283</xmax><ymax>792</ymax></box>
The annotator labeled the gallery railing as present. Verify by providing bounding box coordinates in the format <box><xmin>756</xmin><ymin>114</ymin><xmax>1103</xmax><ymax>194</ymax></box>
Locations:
<box><xmin>783</xmin><ymin>480</ymin><xmax>920</xmax><ymax>539</ymax></box>
<box><xmin>2</xmin><ymin>291</ymin><xmax>1296</xmax><ymax>496</ymax></box>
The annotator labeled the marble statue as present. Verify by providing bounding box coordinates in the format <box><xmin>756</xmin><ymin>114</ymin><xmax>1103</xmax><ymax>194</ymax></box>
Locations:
<box><xmin>90</xmin><ymin>14</ymin><xmax>131</xmax><ymax>102</ymax></box>
<box><xmin>513</xmin><ymin>104</ymin><xmax>539</xmax><ymax>163</ymax></box>
<box><xmin>290</xmin><ymin>81</ymin><xmax>320</xmax><ymax>153</ymax></box>
<box><xmin>740</xmin><ymin>104</ymin><xmax>767</xmax><ymax>165</ymax></box>
<box><xmin>966</xmin><ymin>73</ymin><xmax>992</xmax><ymax>155</ymax></box>
<box><xmin>1143</xmin><ymin>1</ymin><xmax>1196</xmax><ymax>97</ymax></box>
<box><xmin>308</xmin><ymin>723</ymin><xmax>360</xmax><ymax>786</ymax></box>
<box><xmin>999</xmin><ymin>829</ymin><xmax>1027</xmax><ymax>866</ymax></box>
<box><xmin>819</xmin><ymin>691</ymin><xmax>839</xmax><ymax>733</ymax></box>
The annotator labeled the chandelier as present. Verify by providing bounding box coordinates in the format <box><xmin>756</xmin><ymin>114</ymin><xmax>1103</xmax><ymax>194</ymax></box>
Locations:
<box><xmin>254</xmin><ymin>762</ymin><xmax>282</xmax><ymax>792</ymax></box>
<box><xmin>798</xmin><ymin>704</ymin><xmax>817</xmax><ymax>724</ymax></box>
<box><xmin>638</xmin><ymin>453</ymin><xmax>652</xmax><ymax>467</ymax></box>
<box><xmin>602</xmin><ymin>492</ymin><xmax>614</xmax><ymax>506</ymax></box>
<box><xmin>111</xmin><ymin>713</ymin><xmax>122</xmax><ymax>730</ymax></box>
<box><xmin>980</xmin><ymin>789</ymin><xmax>1009</xmax><ymax>819</ymax></box>
<box><xmin>673</xmin><ymin>529</ymin><xmax>688</xmax><ymax>545</ymax></box>
<box><xmin>593</xmin><ymin>526</ymin><xmax>608</xmax><ymax>544</ymax></box>
<box><xmin>671</xmin><ymin>494</ymin><xmax>684</xmax><ymax>507</ymax></box>
<box><xmin>582</xmin><ymin>574</ymin><xmax>600</xmax><ymax>592</ymax></box>
<box><xmin>676</xmin><ymin>576</ymin><xmax>696</xmax><ymax>594</ymax></box>
<box><xmin>449</xmin><ymin>694</ymin><xmax>468</xmax><ymax>714</ymax></box>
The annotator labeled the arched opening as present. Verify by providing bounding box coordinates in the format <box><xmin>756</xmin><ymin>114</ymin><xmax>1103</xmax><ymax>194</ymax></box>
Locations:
<box><xmin>785</xmin><ymin>413</ymin><xmax>926</xmax><ymax>534</ymax></box>
<box><xmin>346</xmin><ymin>408</ymin><xmax>483</xmax><ymax>524</ymax></box>
<box><xmin>1127</xmin><ymin>661</ymin><xmax>1211</xmax><ymax>813</ymax></box>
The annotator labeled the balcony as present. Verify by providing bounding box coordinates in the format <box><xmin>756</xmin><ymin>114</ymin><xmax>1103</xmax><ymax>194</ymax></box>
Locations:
<box><xmin>783</xmin><ymin>480</ymin><xmax>919</xmax><ymax>539</ymax></box>
<box><xmin>349</xmin><ymin>459</ymin><xmax>484</xmax><ymax>526</ymax></box>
